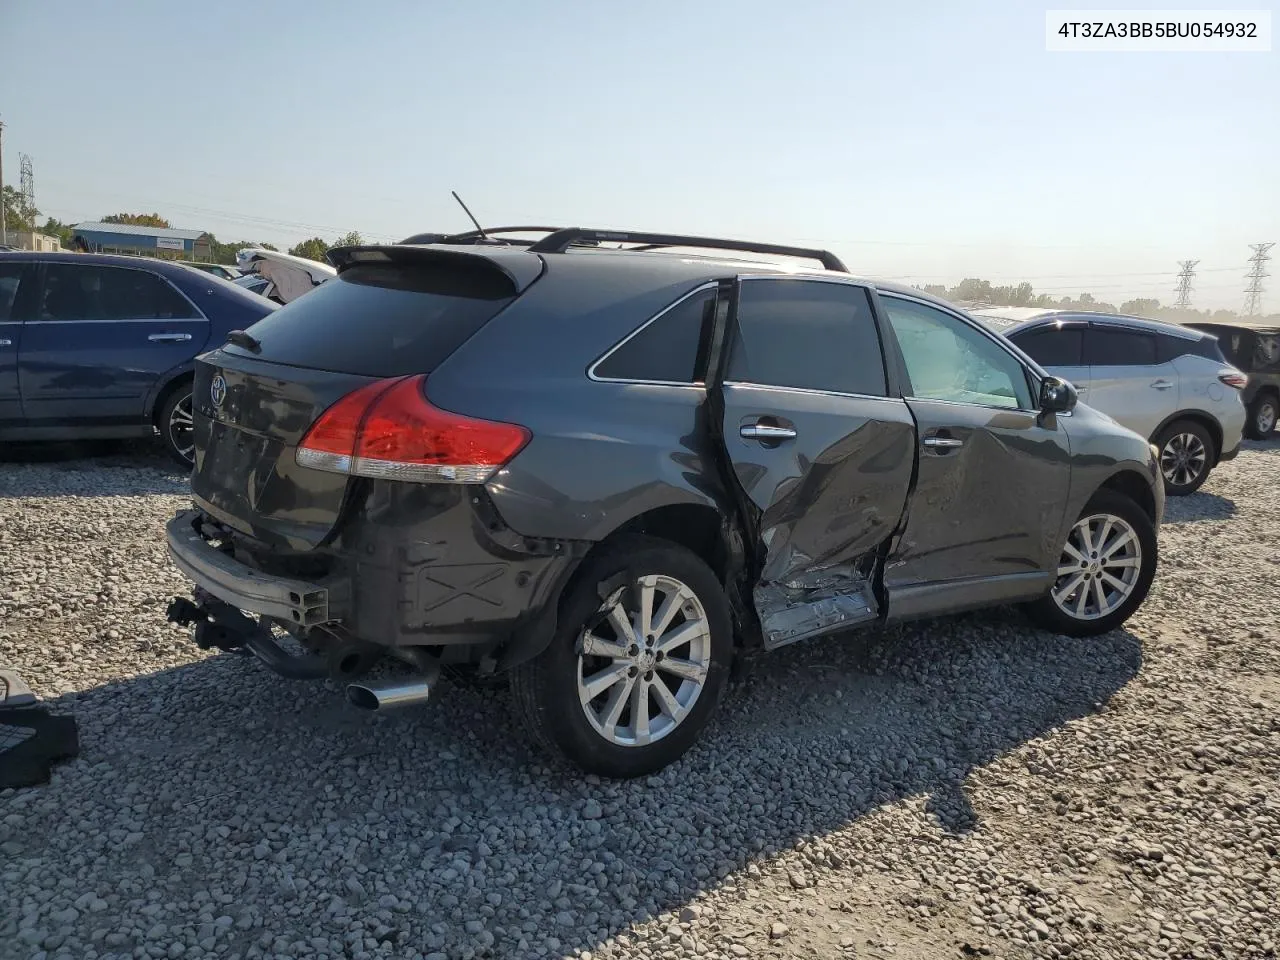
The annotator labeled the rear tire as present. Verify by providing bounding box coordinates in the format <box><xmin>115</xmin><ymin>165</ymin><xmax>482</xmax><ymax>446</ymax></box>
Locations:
<box><xmin>1023</xmin><ymin>489</ymin><xmax>1157</xmax><ymax>637</ymax></box>
<box><xmin>509</xmin><ymin>536</ymin><xmax>733</xmax><ymax>779</ymax></box>
<box><xmin>1245</xmin><ymin>393</ymin><xmax>1278</xmax><ymax>440</ymax></box>
<box><xmin>1154</xmin><ymin>419</ymin><xmax>1214</xmax><ymax>496</ymax></box>
<box><xmin>158</xmin><ymin>383</ymin><xmax>196</xmax><ymax>469</ymax></box>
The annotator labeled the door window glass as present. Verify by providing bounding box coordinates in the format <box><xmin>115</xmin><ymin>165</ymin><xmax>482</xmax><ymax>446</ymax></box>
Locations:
<box><xmin>727</xmin><ymin>280</ymin><xmax>886</xmax><ymax>396</ymax></box>
<box><xmin>38</xmin><ymin>264</ymin><xmax>199</xmax><ymax>321</ymax></box>
<box><xmin>0</xmin><ymin>263</ymin><xmax>25</xmax><ymax>322</ymax></box>
<box><xmin>1083</xmin><ymin>327</ymin><xmax>1157</xmax><ymax>365</ymax></box>
<box><xmin>1012</xmin><ymin>326</ymin><xmax>1083</xmax><ymax>367</ymax></box>
<box><xmin>882</xmin><ymin>297</ymin><xmax>1033</xmax><ymax>409</ymax></box>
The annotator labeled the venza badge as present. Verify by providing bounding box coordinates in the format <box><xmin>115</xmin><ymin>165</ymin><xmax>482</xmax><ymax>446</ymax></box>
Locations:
<box><xmin>210</xmin><ymin>375</ymin><xmax>227</xmax><ymax>408</ymax></box>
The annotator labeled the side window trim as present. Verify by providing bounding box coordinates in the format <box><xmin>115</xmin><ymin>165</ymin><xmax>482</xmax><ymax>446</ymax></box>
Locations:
<box><xmin>725</xmin><ymin>274</ymin><xmax>891</xmax><ymax>399</ymax></box>
<box><xmin>880</xmin><ymin>293</ymin><xmax>1040</xmax><ymax>412</ymax></box>
<box><xmin>586</xmin><ymin>280</ymin><xmax>719</xmax><ymax>388</ymax></box>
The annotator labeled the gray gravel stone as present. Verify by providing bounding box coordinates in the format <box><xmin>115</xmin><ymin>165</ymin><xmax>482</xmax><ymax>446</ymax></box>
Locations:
<box><xmin>2</xmin><ymin>440</ymin><xmax>1279</xmax><ymax>960</ymax></box>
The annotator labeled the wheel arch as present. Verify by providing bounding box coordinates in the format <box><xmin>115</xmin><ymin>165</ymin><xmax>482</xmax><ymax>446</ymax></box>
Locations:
<box><xmin>1096</xmin><ymin>468</ymin><xmax>1158</xmax><ymax>524</ymax></box>
<box><xmin>148</xmin><ymin>367</ymin><xmax>196</xmax><ymax>426</ymax></box>
<box><xmin>1150</xmin><ymin>409</ymin><xmax>1223</xmax><ymax>465</ymax></box>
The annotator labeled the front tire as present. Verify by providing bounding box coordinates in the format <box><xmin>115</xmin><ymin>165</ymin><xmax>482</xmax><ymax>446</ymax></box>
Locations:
<box><xmin>1155</xmin><ymin>419</ymin><xmax>1214</xmax><ymax>496</ymax></box>
<box><xmin>159</xmin><ymin>385</ymin><xmax>196</xmax><ymax>469</ymax></box>
<box><xmin>509</xmin><ymin>536</ymin><xmax>733</xmax><ymax>778</ymax></box>
<box><xmin>1024</xmin><ymin>490</ymin><xmax>1158</xmax><ymax>637</ymax></box>
<box><xmin>1245</xmin><ymin>393</ymin><xmax>1278</xmax><ymax>440</ymax></box>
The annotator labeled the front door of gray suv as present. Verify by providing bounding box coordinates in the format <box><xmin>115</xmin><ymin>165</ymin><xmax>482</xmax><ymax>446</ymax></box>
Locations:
<box><xmin>716</xmin><ymin>277</ymin><xmax>914</xmax><ymax>650</ymax></box>
<box><xmin>877</xmin><ymin>295</ymin><xmax>1072</xmax><ymax>620</ymax></box>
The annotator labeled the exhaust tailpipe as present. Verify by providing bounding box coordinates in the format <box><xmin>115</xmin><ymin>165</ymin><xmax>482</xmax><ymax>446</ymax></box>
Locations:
<box><xmin>346</xmin><ymin>678</ymin><xmax>433</xmax><ymax>711</ymax></box>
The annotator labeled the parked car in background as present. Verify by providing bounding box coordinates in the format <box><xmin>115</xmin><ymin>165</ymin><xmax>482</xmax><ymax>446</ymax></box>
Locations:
<box><xmin>180</xmin><ymin>262</ymin><xmax>241</xmax><ymax>281</ymax></box>
<box><xmin>972</xmin><ymin>308</ymin><xmax>1246</xmax><ymax>495</ymax></box>
<box><xmin>1181</xmin><ymin>319</ymin><xmax>1280</xmax><ymax>439</ymax></box>
<box><xmin>233</xmin><ymin>273</ymin><xmax>272</xmax><ymax>298</ymax></box>
<box><xmin>234</xmin><ymin>248</ymin><xmax>335</xmax><ymax>304</ymax></box>
<box><xmin>0</xmin><ymin>252</ymin><xmax>276</xmax><ymax>465</ymax></box>
<box><xmin>165</xmin><ymin>227</ymin><xmax>1163</xmax><ymax>778</ymax></box>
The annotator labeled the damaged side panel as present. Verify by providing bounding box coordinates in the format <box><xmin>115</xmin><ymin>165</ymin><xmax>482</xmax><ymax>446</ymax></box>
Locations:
<box><xmin>716</xmin><ymin>382</ymin><xmax>918</xmax><ymax>649</ymax></box>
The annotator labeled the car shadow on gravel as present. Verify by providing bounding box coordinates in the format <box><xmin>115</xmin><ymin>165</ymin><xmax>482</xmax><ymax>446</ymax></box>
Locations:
<box><xmin>17</xmin><ymin>608</ymin><xmax>1142</xmax><ymax>958</ymax></box>
<box><xmin>1161</xmin><ymin>490</ymin><xmax>1236</xmax><ymax>524</ymax></box>
<box><xmin>0</xmin><ymin>439</ymin><xmax>188</xmax><ymax>498</ymax></box>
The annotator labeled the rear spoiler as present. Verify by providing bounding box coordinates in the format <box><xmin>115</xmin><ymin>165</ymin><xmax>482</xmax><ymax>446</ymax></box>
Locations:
<box><xmin>325</xmin><ymin>244</ymin><xmax>545</xmax><ymax>293</ymax></box>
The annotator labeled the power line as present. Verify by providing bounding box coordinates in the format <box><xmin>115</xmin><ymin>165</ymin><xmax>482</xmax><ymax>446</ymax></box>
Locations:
<box><xmin>1243</xmin><ymin>242</ymin><xmax>1274</xmax><ymax>316</ymax></box>
<box><xmin>1174</xmin><ymin>259</ymin><xmax>1199</xmax><ymax>309</ymax></box>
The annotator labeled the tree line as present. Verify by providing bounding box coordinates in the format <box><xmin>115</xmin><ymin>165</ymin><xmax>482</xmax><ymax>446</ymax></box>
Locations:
<box><xmin>3</xmin><ymin>193</ymin><xmax>1274</xmax><ymax>322</ymax></box>
<box><xmin>920</xmin><ymin>277</ymin><xmax>1277</xmax><ymax>326</ymax></box>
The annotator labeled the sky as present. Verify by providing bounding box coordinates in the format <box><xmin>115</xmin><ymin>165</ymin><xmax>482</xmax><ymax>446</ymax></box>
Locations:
<box><xmin>2</xmin><ymin>0</ymin><xmax>1277</xmax><ymax>309</ymax></box>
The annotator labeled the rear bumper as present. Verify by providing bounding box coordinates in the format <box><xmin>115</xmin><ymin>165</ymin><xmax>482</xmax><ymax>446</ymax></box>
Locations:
<box><xmin>166</xmin><ymin>511</ymin><xmax>344</xmax><ymax>627</ymax></box>
<box><xmin>166</xmin><ymin>486</ymin><xmax>585</xmax><ymax>661</ymax></box>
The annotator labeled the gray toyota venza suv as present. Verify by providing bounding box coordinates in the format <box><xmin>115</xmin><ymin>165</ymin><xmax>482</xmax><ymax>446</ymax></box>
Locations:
<box><xmin>165</xmin><ymin>227</ymin><xmax>1164</xmax><ymax>778</ymax></box>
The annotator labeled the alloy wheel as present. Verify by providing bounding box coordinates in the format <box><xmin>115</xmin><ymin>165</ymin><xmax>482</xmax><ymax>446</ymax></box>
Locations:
<box><xmin>1159</xmin><ymin>432</ymin><xmax>1206</xmax><ymax>488</ymax></box>
<box><xmin>576</xmin><ymin>574</ymin><xmax>712</xmax><ymax>747</ymax></box>
<box><xmin>1051</xmin><ymin>512</ymin><xmax>1144</xmax><ymax>621</ymax></box>
<box><xmin>168</xmin><ymin>393</ymin><xmax>196</xmax><ymax>464</ymax></box>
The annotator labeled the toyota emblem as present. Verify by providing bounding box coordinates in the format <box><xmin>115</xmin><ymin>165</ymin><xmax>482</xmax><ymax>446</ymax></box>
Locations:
<box><xmin>210</xmin><ymin>375</ymin><xmax>227</xmax><ymax>408</ymax></box>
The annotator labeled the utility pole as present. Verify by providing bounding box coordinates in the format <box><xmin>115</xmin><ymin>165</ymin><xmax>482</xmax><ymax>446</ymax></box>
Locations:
<box><xmin>1173</xmin><ymin>259</ymin><xmax>1198</xmax><ymax>310</ymax></box>
<box><xmin>0</xmin><ymin>118</ymin><xmax>7</xmax><ymax>243</ymax></box>
<box><xmin>1243</xmin><ymin>242</ymin><xmax>1275</xmax><ymax>317</ymax></box>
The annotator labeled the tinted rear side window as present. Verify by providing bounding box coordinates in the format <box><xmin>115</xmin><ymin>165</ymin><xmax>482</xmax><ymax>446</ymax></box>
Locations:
<box><xmin>1084</xmin><ymin>327</ymin><xmax>1158</xmax><ymax>365</ymax></box>
<box><xmin>593</xmin><ymin>287</ymin><xmax>715</xmax><ymax>383</ymax></box>
<box><xmin>728</xmin><ymin>280</ymin><xmax>886</xmax><ymax>395</ymax></box>
<box><xmin>1013</xmin><ymin>326</ymin><xmax>1083</xmax><ymax>366</ymax></box>
<box><xmin>0</xmin><ymin>262</ymin><xmax>27</xmax><ymax>322</ymax></box>
<box><xmin>233</xmin><ymin>261</ymin><xmax>517</xmax><ymax>377</ymax></box>
<box><xmin>1158</xmin><ymin>333</ymin><xmax>1225</xmax><ymax>363</ymax></box>
<box><xmin>38</xmin><ymin>264</ymin><xmax>199</xmax><ymax>321</ymax></box>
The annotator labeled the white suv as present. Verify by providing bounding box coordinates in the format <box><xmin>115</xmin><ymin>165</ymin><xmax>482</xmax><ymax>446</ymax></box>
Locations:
<box><xmin>972</xmin><ymin>309</ymin><xmax>1247</xmax><ymax>496</ymax></box>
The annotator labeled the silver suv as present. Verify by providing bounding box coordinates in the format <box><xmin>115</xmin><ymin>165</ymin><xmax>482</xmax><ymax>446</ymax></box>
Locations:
<box><xmin>972</xmin><ymin>309</ymin><xmax>1247</xmax><ymax>496</ymax></box>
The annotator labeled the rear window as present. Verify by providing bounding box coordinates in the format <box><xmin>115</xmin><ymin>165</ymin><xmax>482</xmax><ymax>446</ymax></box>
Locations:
<box><xmin>231</xmin><ymin>261</ymin><xmax>517</xmax><ymax>377</ymax></box>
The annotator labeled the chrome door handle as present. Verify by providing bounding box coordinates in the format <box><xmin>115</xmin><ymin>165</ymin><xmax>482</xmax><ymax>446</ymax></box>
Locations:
<box><xmin>923</xmin><ymin>435</ymin><xmax>964</xmax><ymax>448</ymax></box>
<box><xmin>0</xmin><ymin>339</ymin><xmax>11</xmax><ymax>347</ymax></box>
<box><xmin>740</xmin><ymin>423</ymin><xmax>797</xmax><ymax>441</ymax></box>
<box><xmin>1150</xmin><ymin>379</ymin><xmax>1173</xmax><ymax>390</ymax></box>
<box><xmin>148</xmin><ymin>333</ymin><xmax>192</xmax><ymax>343</ymax></box>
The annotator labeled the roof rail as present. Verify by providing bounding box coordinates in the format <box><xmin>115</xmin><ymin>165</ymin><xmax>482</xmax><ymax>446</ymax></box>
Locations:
<box><xmin>527</xmin><ymin>228</ymin><xmax>849</xmax><ymax>272</ymax></box>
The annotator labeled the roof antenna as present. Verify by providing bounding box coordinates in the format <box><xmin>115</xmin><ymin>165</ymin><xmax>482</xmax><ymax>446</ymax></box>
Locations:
<box><xmin>451</xmin><ymin>191</ymin><xmax>489</xmax><ymax>241</ymax></box>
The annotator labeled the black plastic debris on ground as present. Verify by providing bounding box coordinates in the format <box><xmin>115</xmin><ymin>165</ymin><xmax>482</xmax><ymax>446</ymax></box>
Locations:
<box><xmin>0</xmin><ymin>669</ymin><xmax>79</xmax><ymax>789</ymax></box>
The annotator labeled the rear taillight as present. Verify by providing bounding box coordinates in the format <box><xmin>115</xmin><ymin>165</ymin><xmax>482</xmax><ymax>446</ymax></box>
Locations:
<box><xmin>1218</xmin><ymin>369</ymin><xmax>1248</xmax><ymax>390</ymax></box>
<box><xmin>296</xmin><ymin>375</ymin><xmax>530</xmax><ymax>483</ymax></box>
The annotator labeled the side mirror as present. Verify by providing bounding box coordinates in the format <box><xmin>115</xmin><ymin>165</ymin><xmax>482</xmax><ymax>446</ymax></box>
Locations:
<box><xmin>1039</xmin><ymin>376</ymin><xmax>1078</xmax><ymax>413</ymax></box>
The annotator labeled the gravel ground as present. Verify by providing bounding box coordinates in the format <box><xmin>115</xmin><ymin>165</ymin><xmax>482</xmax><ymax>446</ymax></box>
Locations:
<box><xmin>1</xmin><ymin>438</ymin><xmax>1278</xmax><ymax>960</ymax></box>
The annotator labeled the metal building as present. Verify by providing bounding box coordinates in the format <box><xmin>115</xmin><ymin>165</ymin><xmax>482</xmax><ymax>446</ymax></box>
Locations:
<box><xmin>70</xmin><ymin>222</ymin><xmax>213</xmax><ymax>260</ymax></box>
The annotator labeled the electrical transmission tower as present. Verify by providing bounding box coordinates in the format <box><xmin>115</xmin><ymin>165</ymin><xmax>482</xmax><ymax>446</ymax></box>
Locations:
<box><xmin>1174</xmin><ymin>259</ymin><xmax>1198</xmax><ymax>309</ymax></box>
<box><xmin>1243</xmin><ymin>242</ymin><xmax>1275</xmax><ymax>316</ymax></box>
<box><xmin>18</xmin><ymin>154</ymin><xmax>34</xmax><ymax>216</ymax></box>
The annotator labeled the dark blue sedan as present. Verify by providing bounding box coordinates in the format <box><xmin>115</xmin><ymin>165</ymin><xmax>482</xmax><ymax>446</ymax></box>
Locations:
<box><xmin>0</xmin><ymin>252</ymin><xmax>277</xmax><ymax>465</ymax></box>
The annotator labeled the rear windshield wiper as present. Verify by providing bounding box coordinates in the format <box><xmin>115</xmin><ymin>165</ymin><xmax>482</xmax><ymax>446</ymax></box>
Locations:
<box><xmin>226</xmin><ymin>330</ymin><xmax>261</xmax><ymax>353</ymax></box>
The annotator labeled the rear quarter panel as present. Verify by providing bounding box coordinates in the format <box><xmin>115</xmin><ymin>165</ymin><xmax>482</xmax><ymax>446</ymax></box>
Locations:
<box><xmin>425</xmin><ymin>257</ymin><xmax>737</xmax><ymax>541</ymax></box>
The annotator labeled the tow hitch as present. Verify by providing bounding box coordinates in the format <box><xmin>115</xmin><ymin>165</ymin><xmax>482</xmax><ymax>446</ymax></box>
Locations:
<box><xmin>166</xmin><ymin>591</ymin><xmax>330</xmax><ymax>680</ymax></box>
